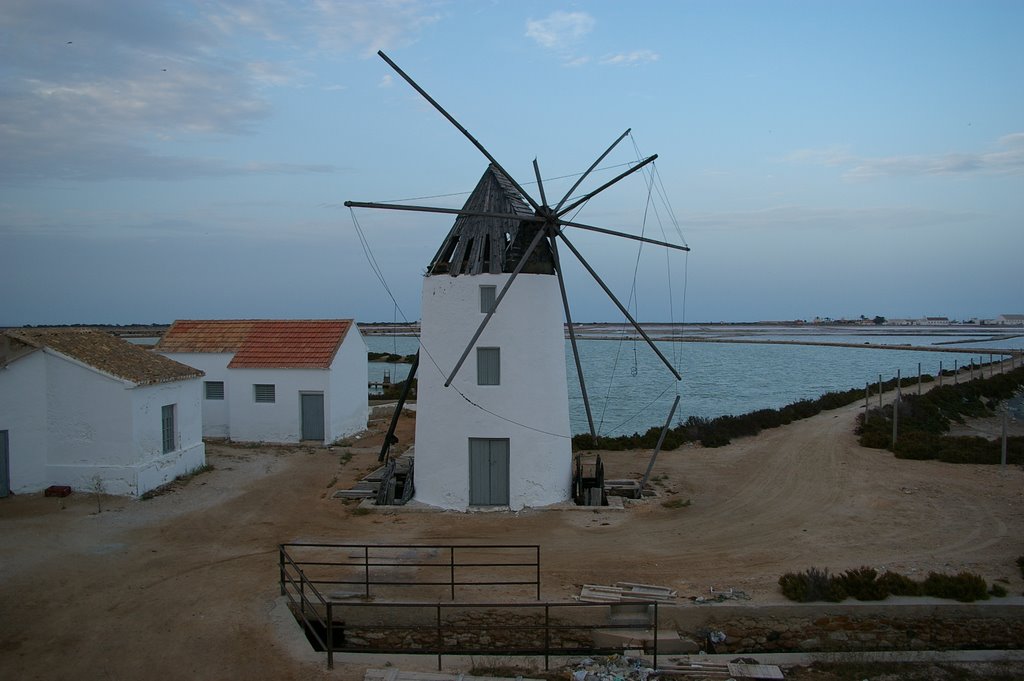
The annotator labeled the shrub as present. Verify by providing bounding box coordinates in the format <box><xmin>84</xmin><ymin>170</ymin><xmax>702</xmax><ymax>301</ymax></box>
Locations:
<box><xmin>779</xmin><ymin>567</ymin><xmax>846</xmax><ymax>602</ymax></box>
<box><xmin>989</xmin><ymin>583</ymin><xmax>1008</xmax><ymax>598</ymax></box>
<box><xmin>921</xmin><ymin>571</ymin><xmax>990</xmax><ymax>602</ymax></box>
<box><xmin>1017</xmin><ymin>556</ymin><xmax>1024</xmax><ymax>579</ymax></box>
<box><xmin>877</xmin><ymin>570</ymin><xmax>922</xmax><ymax>596</ymax></box>
<box><xmin>837</xmin><ymin>566</ymin><xmax>889</xmax><ymax>601</ymax></box>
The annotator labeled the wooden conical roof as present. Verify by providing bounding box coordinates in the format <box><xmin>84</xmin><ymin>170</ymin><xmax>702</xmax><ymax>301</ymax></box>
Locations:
<box><xmin>427</xmin><ymin>165</ymin><xmax>553</xmax><ymax>275</ymax></box>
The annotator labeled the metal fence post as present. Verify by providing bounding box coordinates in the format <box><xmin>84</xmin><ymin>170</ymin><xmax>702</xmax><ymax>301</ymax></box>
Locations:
<box><xmin>653</xmin><ymin>602</ymin><xmax>659</xmax><ymax>669</ymax></box>
<box><xmin>437</xmin><ymin>604</ymin><xmax>443</xmax><ymax>671</ymax></box>
<box><xmin>536</xmin><ymin>546</ymin><xmax>541</xmax><ymax>600</ymax></box>
<box><xmin>326</xmin><ymin>602</ymin><xmax>334</xmax><ymax>669</ymax></box>
<box><xmin>450</xmin><ymin>547</ymin><xmax>456</xmax><ymax>600</ymax></box>
<box><xmin>279</xmin><ymin>545</ymin><xmax>286</xmax><ymax>596</ymax></box>
<box><xmin>364</xmin><ymin>546</ymin><xmax>371</xmax><ymax>598</ymax></box>
<box><xmin>544</xmin><ymin>604</ymin><xmax>552</xmax><ymax>670</ymax></box>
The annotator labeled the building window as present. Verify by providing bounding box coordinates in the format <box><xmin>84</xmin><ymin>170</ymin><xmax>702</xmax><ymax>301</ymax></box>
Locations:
<box><xmin>477</xmin><ymin>347</ymin><xmax>500</xmax><ymax>385</ymax></box>
<box><xmin>204</xmin><ymin>381</ymin><xmax>224</xmax><ymax>400</ymax></box>
<box><xmin>480</xmin><ymin>285</ymin><xmax>496</xmax><ymax>313</ymax></box>
<box><xmin>161</xmin><ymin>404</ymin><xmax>176</xmax><ymax>454</ymax></box>
<box><xmin>254</xmin><ymin>384</ymin><xmax>276</xmax><ymax>403</ymax></box>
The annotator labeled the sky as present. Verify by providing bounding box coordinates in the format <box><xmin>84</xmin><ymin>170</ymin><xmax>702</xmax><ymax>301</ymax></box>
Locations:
<box><xmin>1</xmin><ymin>0</ymin><xmax>1022</xmax><ymax>326</ymax></box>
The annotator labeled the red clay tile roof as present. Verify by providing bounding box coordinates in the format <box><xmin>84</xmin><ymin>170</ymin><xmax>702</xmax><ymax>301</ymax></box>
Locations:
<box><xmin>7</xmin><ymin>328</ymin><xmax>204</xmax><ymax>386</ymax></box>
<box><xmin>155</xmin><ymin>320</ymin><xmax>258</xmax><ymax>353</ymax></box>
<box><xmin>228</xmin><ymin>320</ymin><xmax>352</xmax><ymax>369</ymax></box>
<box><xmin>155</xmin><ymin>319</ymin><xmax>353</xmax><ymax>369</ymax></box>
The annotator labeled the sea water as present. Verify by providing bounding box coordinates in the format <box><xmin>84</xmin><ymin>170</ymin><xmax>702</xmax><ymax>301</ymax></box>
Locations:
<box><xmin>366</xmin><ymin>333</ymin><xmax>1017</xmax><ymax>436</ymax></box>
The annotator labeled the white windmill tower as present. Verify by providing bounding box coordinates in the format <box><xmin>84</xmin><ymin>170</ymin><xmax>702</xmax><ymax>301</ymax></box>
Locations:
<box><xmin>347</xmin><ymin>52</ymin><xmax>689</xmax><ymax>510</ymax></box>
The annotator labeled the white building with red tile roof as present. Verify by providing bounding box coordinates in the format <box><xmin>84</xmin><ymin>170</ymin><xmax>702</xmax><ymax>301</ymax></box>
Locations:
<box><xmin>0</xmin><ymin>328</ymin><xmax>205</xmax><ymax>497</ymax></box>
<box><xmin>156</xmin><ymin>319</ymin><xmax>367</xmax><ymax>444</ymax></box>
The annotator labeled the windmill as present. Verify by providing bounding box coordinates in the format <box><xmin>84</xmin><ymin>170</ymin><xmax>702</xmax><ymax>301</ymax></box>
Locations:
<box><xmin>347</xmin><ymin>52</ymin><xmax>689</xmax><ymax>510</ymax></box>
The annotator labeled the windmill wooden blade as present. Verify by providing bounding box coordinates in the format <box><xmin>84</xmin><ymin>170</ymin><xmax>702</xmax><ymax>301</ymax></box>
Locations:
<box><xmin>344</xmin><ymin>200</ymin><xmax>545</xmax><ymax>225</ymax></box>
<box><xmin>553</xmin><ymin>128</ymin><xmax>631</xmax><ymax>213</ymax></box>
<box><xmin>443</xmin><ymin>225</ymin><xmax>550</xmax><ymax>387</ymax></box>
<box><xmin>532</xmin><ymin>159</ymin><xmax>548</xmax><ymax>207</ymax></box>
<box><xmin>550</xmin><ymin>233</ymin><xmax>596</xmax><ymax>437</ymax></box>
<box><xmin>377</xmin><ymin>50</ymin><xmax>541</xmax><ymax>213</ymax></box>
<box><xmin>557</xmin><ymin>154</ymin><xmax>658</xmax><ymax>217</ymax></box>
<box><xmin>559</xmin><ymin>218</ymin><xmax>690</xmax><ymax>252</ymax></box>
<box><xmin>557</xmin><ymin>231</ymin><xmax>682</xmax><ymax>381</ymax></box>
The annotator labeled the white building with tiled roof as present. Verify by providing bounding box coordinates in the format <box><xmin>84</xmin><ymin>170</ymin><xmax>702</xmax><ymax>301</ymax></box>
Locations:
<box><xmin>0</xmin><ymin>328</ymin><xmax>205</xmax><ymax>498</ymax></box>
<box><xmin>156</xmin><ymin>319</ymin><xmax>367</xmax><ymax>444</ymax></box>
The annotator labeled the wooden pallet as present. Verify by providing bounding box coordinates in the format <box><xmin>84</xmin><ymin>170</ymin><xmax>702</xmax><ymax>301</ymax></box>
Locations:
<box><xmin>578</xmin><ymin>581</ymin><xmax>677</xmax><ymax>603</ymax></box>
<box><xmin>659</xmin><ymin>659</ymin><xmax>784</xmax><ymax>679</ymax></box>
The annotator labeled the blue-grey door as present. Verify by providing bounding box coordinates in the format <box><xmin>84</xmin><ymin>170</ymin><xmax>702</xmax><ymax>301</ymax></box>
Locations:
<box><xmin>300</xmin><ymin>393</ymin><xmax>325</xmax><ymax>441</ymax></box>
<box><xmin>0</xmin><ymin>430</ymin><xmax>9</xmax><ymax>498</ymax></box>
<box><xmin>469</xmin><ymin>438</ymin><xmax>509</xmax><ymax>506</ymax></box>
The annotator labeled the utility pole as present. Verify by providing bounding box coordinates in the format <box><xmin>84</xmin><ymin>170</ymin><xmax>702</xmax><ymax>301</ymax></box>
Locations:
<box><xmin>1002</xmin><ymin>405</ymin><xmax>1009</xmax><ymax>467</ymax></box>
<box><xmin>864</xmin><ymin>382</ymin><xmax>869</xmax><ymax>423</ymax></box>
<box><xmin>892</xmin><ymin>392</ymin><xmax>900</xmax><ymax>448</ymax></box>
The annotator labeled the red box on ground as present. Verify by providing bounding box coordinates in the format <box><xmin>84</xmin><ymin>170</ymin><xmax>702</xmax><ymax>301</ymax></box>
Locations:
<box><xmin>44</xmin><ymin>485</ymin><xmax>72</xmax><ymax>498</ymax></box>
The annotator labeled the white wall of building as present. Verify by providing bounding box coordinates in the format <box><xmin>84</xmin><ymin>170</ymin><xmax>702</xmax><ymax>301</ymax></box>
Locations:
<box><xmin>157</xmin><ymin>352</ymin><xmax>232</xmax><ymax>438</ymax></box>
<box><xmin>227</xmin><ymin>368</ymin><xmax>329</xmax><ymax>443</ymax></box>
<box><xmin>414</xmin><ymin>272</ymin><xmax>572</xmax><ymax>510</ymax></box>
<box><xmin>0</xmin><ymin>349</ymin><xmax>205</xmax><ymax>497</ymax></box>
<box><xmin>0</xmin><ymin>350</ymin><xmax>49</xmax><ymax>493</ymax></box>
<box><xmin>327</xmin><ymin>328</ymin><xmax>369</xmax><ymax>442</ymax></box>
<box><xmin>129</xmin><ymin>380</ymin><xmax>205</xmax><ymax>495</ymax></box>
<box><xmin>163</xmin><ymin>340</ymin><xmax>367</xmax><ymax>445</ymax></box>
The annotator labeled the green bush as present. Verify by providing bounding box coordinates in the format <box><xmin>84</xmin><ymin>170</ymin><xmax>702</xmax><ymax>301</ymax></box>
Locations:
<box><xmin>778</xmin><ymin>567</ymin><xmax>846</xmax><ymax>602</ymax></box>
<box><xmin>989</xmin><ymin>583</ymin><xmax>1008</xmax><ymax>598</ymax></box>
<box><xmin>921</xmin><ymin>571</ymin><xmax>990</xmax><ymax>602</ymax></box>
<box><xmin>837</xmin><ymin>566</ymin><xmax>889</xmax><ymax>601</ymax></box>
<box><xmin>1017</xmin><ymin>556</ymin><xmax>1024</xmax><ymax>579</ymax></box>
<box><xmin>877</xmin><ymin>570</ymin><xmax>922</xmax><ymax>596</ymax></box>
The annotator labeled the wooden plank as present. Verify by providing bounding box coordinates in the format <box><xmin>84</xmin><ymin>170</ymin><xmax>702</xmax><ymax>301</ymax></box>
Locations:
<box><xmin>727</xmin><ymin>663</ymin><xmax>784</xmax><ymax>680</ymax></box>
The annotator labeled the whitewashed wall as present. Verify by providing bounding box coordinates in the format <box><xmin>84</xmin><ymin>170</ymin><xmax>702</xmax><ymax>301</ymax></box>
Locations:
<box><xmin>0</xmin><ymin>350</ymin><xmax>49</xmax><ymax>493</ymax></box>
<box><xmin>157</xmin><ymin>352</ymin><xmax>232</xmax><ymax>438</ymax></box>
<box><xmin>414</xmin><ymin>272</ymin><xmax>572</xmax><ymax>510</ymax></box>
<box><xmin>1</xmin><ymin>349</ymin><xmax>204</xmax><ymax>497</ymax></box>
<box><xmin>129</xmin><ymin>379</ymin><xmax>205</xmax><ymax>495</ymax></box>
<box><xmin>327</xmin><ymin>328</ymin><xmax>369</xmax><ymax>442</ymax></box>
<box><xmin>227</xmin><ymin>368</ymin><xmax>328</xmax><ymax>443</ymax></box>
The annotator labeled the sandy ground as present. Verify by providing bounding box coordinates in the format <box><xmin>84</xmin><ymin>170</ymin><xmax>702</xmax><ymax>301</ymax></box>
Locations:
<box><xmin>1</xmin><ymin>387</ymin><xmax>1023</xmax><ymax>680</ymax></box>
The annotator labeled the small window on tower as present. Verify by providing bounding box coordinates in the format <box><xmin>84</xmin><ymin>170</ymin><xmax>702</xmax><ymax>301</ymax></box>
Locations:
<box><xmin>477</xmin><ymin>347</ymin><xmax>500</xmax><ymax>385</ymax></box>
<box><xmin>480</xmin><ymin>285</ymin><xmax>496</xmax><ymax>313</ymax></box>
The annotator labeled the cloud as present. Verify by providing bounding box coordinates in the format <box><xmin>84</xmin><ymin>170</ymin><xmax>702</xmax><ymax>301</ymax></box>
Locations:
<box><xmin>600</xmin><ymin>50</ymin><xmax>659</xmax><ymax>66</ymax></box>
<box><xmin>683</xmin><ymin>205</ymin><xmax>979</xmax><ymax>233</ymax></box>
<box><xmin>787</xmin><ymin>134</ymin><xmax>1024</xmax><ymax>180</ymax></box>
<box><xmin>378</xmin><ymin>74</ymin><xmax>394</xmax><ymax>88</ymax></box>
<box><xmin>525</xmin><ymin>11</ymin><xmax>595</xmax><ymax>49</ymax></box>
<box><xmin>208</xmin><ymin>0</ymin><xmax>440</xmax><ymax>57</ymax></box>
<box><xmin>0</xmin><ymin>0</ymin><xmax>435</xmax><ymax>184</ymax></box>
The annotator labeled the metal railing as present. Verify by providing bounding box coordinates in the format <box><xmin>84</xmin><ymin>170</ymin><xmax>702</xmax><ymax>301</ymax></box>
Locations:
<box><xmin>279</xmin><ymin>544</ymin><xmax>659</xmax><ymax>670</ymax></box>
<box><xmin>279</xmin><ymin>543</ymin><xmax>541</xmax><ymax>602</ymax></box>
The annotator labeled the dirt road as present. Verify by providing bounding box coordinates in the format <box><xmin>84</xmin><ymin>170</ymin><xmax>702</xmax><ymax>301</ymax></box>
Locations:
<box><xmin>1</xmin><ymin>397</ymin><xmax>1022</xmax><ymax>680</ymax></box>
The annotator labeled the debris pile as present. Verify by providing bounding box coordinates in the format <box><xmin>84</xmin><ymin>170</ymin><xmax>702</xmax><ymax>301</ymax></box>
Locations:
<box><xmin>570</xmin><ymin>655</ymin><xmax>655</xmax><ymax>681</ymax></box>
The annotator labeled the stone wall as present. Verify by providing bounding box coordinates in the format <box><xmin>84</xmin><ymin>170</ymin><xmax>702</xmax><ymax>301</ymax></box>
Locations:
<box><xmin>696</xmin><ymin>613</ymin><xmax>1024</xmax><ymax>654</ymax></box>
<box><xmin>664</xmin><ymin>600</ymin><xmax>1024</xmax><ymax>655</ymax></box>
